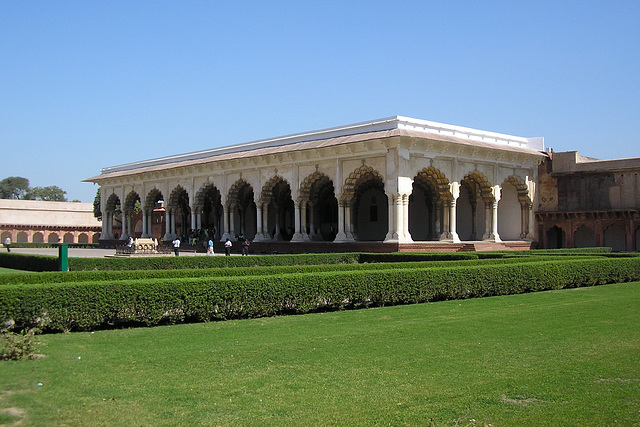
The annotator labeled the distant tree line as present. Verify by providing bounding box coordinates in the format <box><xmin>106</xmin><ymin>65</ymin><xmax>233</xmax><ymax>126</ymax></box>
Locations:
<box><xmin>0</xmin><ymin>176</ymin><xmax>79</xmax><ymax>202</ymax></box>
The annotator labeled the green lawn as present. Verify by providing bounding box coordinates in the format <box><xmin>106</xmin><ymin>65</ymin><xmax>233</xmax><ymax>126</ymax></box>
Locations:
<box><xmin>1</xmin><ymin>282</ymin><xmax>639</xmax><ymax>426</ymax></box>
<box><xmin>0</xmin><ymin>267</ymin><xmax>29</xmax><ymax>274</ymax></box>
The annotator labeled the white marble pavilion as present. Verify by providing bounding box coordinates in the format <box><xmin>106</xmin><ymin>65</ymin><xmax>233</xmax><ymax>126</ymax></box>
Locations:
<box><xmin>85</xmin><ymin>116</ymin><xmax>545</xmax><ymax>246</ymax></box>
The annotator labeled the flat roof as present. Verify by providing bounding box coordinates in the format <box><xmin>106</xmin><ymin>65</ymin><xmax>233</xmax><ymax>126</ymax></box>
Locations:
<box><xmin>89</xmin><ymin>116</ymin><xmax>545</xmax><ymax>180</ymax></box>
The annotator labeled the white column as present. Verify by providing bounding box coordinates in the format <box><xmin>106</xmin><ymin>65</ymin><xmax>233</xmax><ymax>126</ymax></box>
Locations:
<box><xmin>482</xmin><ymin>202</ymin><xmax>492</xmax><ymax>241</ymax></box>
<box><xmin>439</xmin><ymin>201</ymin><xmax>450</xmax><ymax>241</ymax></box>
<box><xmin>526</xmin><ymin>202</ymin><xmax>534</xmax><ymax>240</ymax></box>
<box><xmin>172</xmin><ymin>209</ymin><xmax>178</xmax><ymax>239</ymax></box>
<box><xmin>345</xmin><ymin>203</ymin><xmax>355</xmax><ymax>241</ymax></box>
<box><xmin>308</xmin><ymin>202</ymin><xmax>317</xmax><ymax>240</ymax></box>
<box><xmin>301</xmin><ymin>201</ymin><xmax>310</xmax><ymax>241</ymax></box>
<box><xmin>120</xmin><ymin>213</ymin><xmax>127</xmax><ymax>240</ymax></box>
<box><xmin>291</xmin><ymin>200</ymin><xmax>304</xmax><ymax>242</ymax></box>
<box><xmin>490</xmin><ymin>201</ymin><xmax>501</xmax><ymax>242</ymax></box>
<box><xmin>449</xmin><ymin>200</ymin><xmax>461</xmax><ymax>243</ymax></box>
<box><xmin>191</xmin><ymin>210</ymin><xmax>196</xmax><ymax>233</ymax></box>
<box><xmin>262</xmin><ymin>201</ymin><xmax>271</xmax><ymax>240</ymax></box>
<box><xmin>221</xmin><ymin>204</ymin><xmax>230</xmax><ymax>241</ymax></box>
<box><xmin>449</xmin><ymin>183</ymin><xmax>461</xmax><ymax>243</ymax></box>
<box><xmin>100</xmin><ymin>213</ymin><xmax>107</xmax><ymax>239</ymax></box>
<box><xmin>396</xmin><ymin>194</ymin><xmax>404</xmax><ymax>240</ymax></box>
<box><xmin>401</xmin><ymin>194</ymin><xmax>413</xmax><ymax>243</ymax></box>
<box><xmin>105</xmin><ymin>212</ymin><xmax>113</xmax><ymax>239</ymax></box>
<box><xmin>141</xmin><ymin>210</ymin><xmax>149</xmax><ymax>238</ymax></box>
<box><xmin>520</xmin><ymin>203</ymin><xmax>526</xmax><ymax>239</ymax></box>
<box><xmin>384</xmin><ymin>194</ymin><xmax>395</xmax><ymax>241</ymax></box>
<box><xmin>490</xmin><ymin>185</ymin><xmax>502</xmax><ymax>242</ymax></box>
<box><xmin>163</xmin><ymin>209</ymin><xmax>171</xmax><ymax>241</ymax></box>
<box><xmin>196</xmin><ymin>210</ymin><xmax>202</xmax><ymax>231</ymax></box>
<box><xmin>253</xmin><ymin>201</ymin><xmax>265</xmax><ymax>242</ymax></box>
<box><xmin>435</xmin><ymin>202</ymin><xmax>441</xmax><ymax>238</ymax></box>
<box><xmin>334</xmin><ymin>200</ymin><xmax>348</xmax><ymax>242</ymax></box>
<box><xmin>230</xmin><ymin>204</ymin><xmax>237</xmax><ymax>240</ymax></box>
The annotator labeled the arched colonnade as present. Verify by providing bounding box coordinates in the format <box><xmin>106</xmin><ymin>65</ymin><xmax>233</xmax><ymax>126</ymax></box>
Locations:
<box><xmin>100</xmin><ymin>164</ymin><xmax>535</xmax><ymax>244</ymax></box>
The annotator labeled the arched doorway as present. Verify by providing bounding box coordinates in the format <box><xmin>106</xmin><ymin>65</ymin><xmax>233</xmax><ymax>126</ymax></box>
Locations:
<box><xmin>105</xmin><ymin>193</ymin><xmax>122</xmax><ymax>239</ymax></box>
<box><xmin>228</xmin><ymin>180</ymin><xmax>257</xmax><ymax>240</ymax></box>
<box><xmin>300</xmin><ymin>172</ymin><xmax>338</xmax><ymax>241</ymax></box>
<box><xmin>546</xmin><ymin>226</ymin><xmax>565</xmax><ymax>249</ymax></box>
<box><xmin>498</xmin><ymin>177</ymin><xmax>530</xmax><ymax>241</ymax></box>
<box><xmin>261</xmin><ymin>176</ymin><xmax>295</xmax><ymax>241</ymax></box>
<box><xmin>168</xmin><ymin>186</ymin><xmax>191</xmax><ymax>240</ymax></box>
<box><xmin>459</xmin><ymin>172</ymin><xmax>493</xmax><ymax>241</ymax></box>
<box><xmin>143</xmin><ymin>189</ymin><xmax>165</xmax><ymax>241</ymax></box>
<box><xmin>409</xmin><ymin>167</ymin><xmax>448</xmax><ymax>241</ymax></box>
<box><xmin>344</xmin><ymin>165</ymin><xmax>387</xmax><ymax>241</ymax></box>
<box><xmin>195</xmin><ymin>183</ymin><xmax>223</xmax><ymax>240</ymax></box>
<box><xmin>124</xmin><ymin>192</ymin><xmax>142</xmax><ymax>239</ymax></box>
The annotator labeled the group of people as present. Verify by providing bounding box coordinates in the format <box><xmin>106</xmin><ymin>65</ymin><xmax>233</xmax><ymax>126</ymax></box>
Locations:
<box><xmin>171</xmin><ymin>235</ymin><xmax>251</xmax><ymax>257</ymax></box>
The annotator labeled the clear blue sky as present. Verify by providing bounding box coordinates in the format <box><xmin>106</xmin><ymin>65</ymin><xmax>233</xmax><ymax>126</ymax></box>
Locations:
<box><xmin>1</xmin><ymin>1</ymin><xmax>638</xmax><ymax>203</ymax></box>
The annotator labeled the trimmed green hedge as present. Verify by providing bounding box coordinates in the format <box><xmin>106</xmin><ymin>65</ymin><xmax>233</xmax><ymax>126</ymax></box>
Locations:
<box><xmin>1</xmin><ymin>257</ymin><xmax>639</xmax><ymax>332</ymax></box>
<box><xmin>68</xmin><ymin>253</ymin><xmax>362</xmax><ymax>271</ymax></box>
<box><xmin>1</xmin><ymin>248</ymin><xmax>622</xmax><ymax>274</ymax></box>
<box><xmin>0</xmin><ymin>253</ymin><xmax>58</xmax><ymax>272</ymax></box>
<box><xmin>0</xmin><ymin>255</ymin><xmax>606</xmax><ymax>286</ymax></box>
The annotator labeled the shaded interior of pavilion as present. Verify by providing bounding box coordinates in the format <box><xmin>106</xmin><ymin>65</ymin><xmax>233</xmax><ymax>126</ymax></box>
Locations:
<box><xmin>100</xmin><ymin>166</ymin><xmax>535</xmax><ymax>252</ymax></box>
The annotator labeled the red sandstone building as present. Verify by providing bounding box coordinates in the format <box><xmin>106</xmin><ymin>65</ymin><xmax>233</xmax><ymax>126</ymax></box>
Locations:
<box><xmin>0</xmin><ymin>199</ymin><xmax>101</xmax><ymax>245</ymax></box>
<box><xmin>536</xmin><ymin>152</ymin><xmax>640</xmax><ymax>251</ymax></box>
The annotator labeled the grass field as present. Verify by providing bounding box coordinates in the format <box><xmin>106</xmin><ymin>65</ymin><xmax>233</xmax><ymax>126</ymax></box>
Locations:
<box><xmin>1</xmin><ymin>282</ymin><xmax>639</xmax><ymax>426</ymax></box>
<box><xmin>0</xmin><ymin>267</ymin><xmax>26</xmax><ymax>274</ymax></box>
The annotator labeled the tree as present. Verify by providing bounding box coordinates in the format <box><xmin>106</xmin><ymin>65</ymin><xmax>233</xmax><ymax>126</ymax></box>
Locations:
<box><xmin>24</xmin><ymin>186</ymin><xmax>68</xmax><ymax>202</ymax></box>
<box><xmin>0</xmin><ymin>177</ymin><xmax>30</xmax><ymax>199</ymax></box>
<box><xmin>93</xmin><ymin>188</ymin><xmax>102</xmax><ymax>221</ymax></box>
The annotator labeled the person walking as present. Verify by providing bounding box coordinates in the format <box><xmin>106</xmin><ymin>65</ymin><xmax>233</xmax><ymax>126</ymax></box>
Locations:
<box><xmin>3</xmin><ymin>237</ymin><xmax>11</xmax><ymax>252</ymax></box>
<box><xmin>242</xmin><ymin>238</ymin><xmax>250</xmax><ymax>256</ymax></box>
<box><xmin>172</xmin><ymin>237</ymin><xmax>181</xmax><ymax>256</ymax></box>
<box><xmin>224</xmin><ymin>238</ymin><xmax>232</xmax><ymax>256</ymax></box>
<box><xmin>207</xmin><ymin>238</ymin><xmax>215</xmax><ymax>255</ymax></box>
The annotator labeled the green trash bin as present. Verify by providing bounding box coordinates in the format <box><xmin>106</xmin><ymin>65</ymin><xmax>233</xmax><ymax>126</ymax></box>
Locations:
<box><xmin>58</xmin><ymin>244</ymin><xmax>69</xmax><ymax>272</ymax></box>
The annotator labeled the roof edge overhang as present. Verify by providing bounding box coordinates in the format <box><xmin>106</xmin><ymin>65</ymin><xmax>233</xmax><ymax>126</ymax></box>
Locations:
<box><xmin>93</xmin><ymin>116</ymin><xmax>544</xmax><ymax>179</ymax></box>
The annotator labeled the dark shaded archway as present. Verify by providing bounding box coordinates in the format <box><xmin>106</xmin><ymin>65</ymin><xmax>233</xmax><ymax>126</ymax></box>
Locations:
<box><xmin>300</xmin><ymin>172</ymin><xmax>338</xmax><ymax>241</ymax></box>
<box><xmin>261</xmin><ymin>176</ymin><xmax>294</xmax><ymax>241</ymax></box>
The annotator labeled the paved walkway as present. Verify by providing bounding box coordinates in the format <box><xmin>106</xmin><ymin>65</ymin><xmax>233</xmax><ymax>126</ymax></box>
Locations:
<box><xmin>6</xmin><ymin>248</ymin><xmax>219</xmax><ymax>258</ymax></box>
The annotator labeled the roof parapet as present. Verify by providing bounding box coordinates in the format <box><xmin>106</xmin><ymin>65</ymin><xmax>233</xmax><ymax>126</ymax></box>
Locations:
<box><xmin>100</xmin><ymin>116</ymin><xmax>545</xmax><ymax>175</ymax></box>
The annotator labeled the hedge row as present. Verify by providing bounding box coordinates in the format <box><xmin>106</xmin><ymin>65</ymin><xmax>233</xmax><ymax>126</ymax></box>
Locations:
<box><xmin>0</xmin><ymin>252</ymin><xmax>481</xmax><ymax>273</ymax></box>
<box><xmin>502</xmin><ymin>247</ymin><xmax>613</xmax><ymax>256</ymax></box>
<box><xmin>2</xmin><ymin>248</ymin><xmax>619</xmax><ymax>273</ymax></box>
<box><xmin>0</xmin><ymin>253</ymin><xmax>58</xmax><ymax>272</ymax></box>
<box><xmin>1</xmin><ymin>257</ymin><xmax>639</xmax><ymax>332</ymax></box>
<box><xmin>0</xmin><ymin>255</ymin><xmax>604</xmax><ymax>286</ymax></box>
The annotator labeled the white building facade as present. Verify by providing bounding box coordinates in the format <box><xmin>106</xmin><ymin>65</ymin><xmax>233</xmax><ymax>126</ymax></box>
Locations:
<box><xmin>85</xmin><ymin>117</ymin><xmax>545</xmax><ymax>246</ymax></box>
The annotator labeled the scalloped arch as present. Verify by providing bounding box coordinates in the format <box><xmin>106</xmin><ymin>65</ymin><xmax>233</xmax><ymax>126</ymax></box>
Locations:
<box><xmin>168</xmin><ymin>185</ymin><xmax>189</xmax><ymax>208</ymax></box>
<box><xmin>124</xmin><ymin>191</ymin><xmax>141</xmax><ymax>213</ymax></box>
<box><xmin>227</xmin><ymin>178</ymin><xmax>253</xmax><ymax>203</ymax></box>
<box><xmin>194</xmin><ymin>183</ymin><xmax>222</xmax><ymax>208</ymax></box>
<box><xmin>503</xmin><ymin>175</ymin><xmax>531</xmax><ymax>204</ymax></box>
<box><xmin>462</xmin><ymin>171</ymin><xmax>494</xmax><ymax>202</ymax></box>
<box><xmin>300</xmin><ymin>171</ymin><xmax>332</xmax><ymax>201</ymax></box>
<box><xmin>414</xmin><ymin>166</ymin><xmax>451</xmax><ymax>201</ymax></box>
<box><xmin>342</xmin><ymin>165</ymin><xmax>384</xmax><ymax>201</ymax></box>
<box><xmin>260</xmin><ymin>175</ymin><xmax>289</xmax><ymax>201</ymax></box>
<box><xmin>144</xmin><ymin>188</ymin><xmax>163</xmax><ymax>211</ymax></box>
<box><xmin>105</xmin><ymin>193</ymin><xmax>121</xmax><ymax>212</ymax></box>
